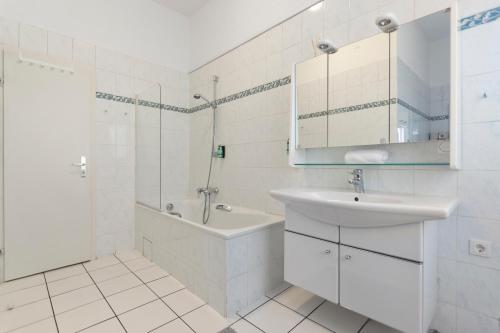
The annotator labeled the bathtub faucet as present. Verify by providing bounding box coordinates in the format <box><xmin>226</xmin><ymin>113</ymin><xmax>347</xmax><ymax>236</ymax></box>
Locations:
<box><xmin>165</xmin><ymin>203</ymin><xmax>182</xmax><ymax>218</ymax></box>
<box><xmin>216</xmin><ymin>204</ymin><xmax>232</xmax><ymax>212</ymax></box>
<box><xmin>196</xmin><ymin>187</ymin><xmax>219</xmax><ymax>196</ymax></box>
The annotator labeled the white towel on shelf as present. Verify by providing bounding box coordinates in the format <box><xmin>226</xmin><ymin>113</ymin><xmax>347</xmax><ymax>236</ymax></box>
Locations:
<box><xmin>344</xmin><ymin>149</ymin><xmax>389</xmax><ymax>164</ymax></box>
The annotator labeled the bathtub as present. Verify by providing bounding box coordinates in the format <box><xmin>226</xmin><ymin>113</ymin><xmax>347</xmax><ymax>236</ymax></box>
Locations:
<box><xmin>135</xmin><ymin>200</ymin><xmax>285</xmax><ymax>317</ymax></box>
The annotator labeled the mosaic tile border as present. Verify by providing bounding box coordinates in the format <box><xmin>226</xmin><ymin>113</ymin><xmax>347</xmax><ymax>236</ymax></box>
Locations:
<box><xmin>189</xmin><ymin>76</ymin><xmax>291</xmax><ymax>113</ymax></box>
<box><xmin>297</xmin><ymin>98</ymin><xmax>449</xmax><ymax>121</ymax></box>
<box><xmin>95</xmin><ymin>76</ymin><xmax>291</xmax><ymax>114</ymax></box>
<box><xmin>95</xmin><ymin>91</ymin><xmax>190</xmax><ymax>113</ymax></box>
<box><xmin>460</xmin><ymin>6</ymin><xmax>500</xmax><ymax>31</ymax></box>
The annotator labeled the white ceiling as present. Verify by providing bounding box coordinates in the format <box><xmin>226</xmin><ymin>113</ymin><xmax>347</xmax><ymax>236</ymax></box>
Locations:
<box><xmin>152</xmin><ymin>0</ymin><xmax>209</xmax><ymax>16</ymax></box>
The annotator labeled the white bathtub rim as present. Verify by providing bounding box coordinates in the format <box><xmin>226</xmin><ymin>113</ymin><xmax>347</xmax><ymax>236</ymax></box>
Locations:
<box><xmin>136</xmin><ymin>203</ymin><xmax>284</xmax><ymax>240</ymax></box>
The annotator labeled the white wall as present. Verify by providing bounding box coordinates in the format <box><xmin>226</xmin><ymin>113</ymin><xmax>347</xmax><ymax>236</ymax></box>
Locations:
<box><xmin>0</xmin><ymin>0</ymin><xmax>191</xmax><ymax>72</ymax></box>
<box><xmin>189</xmin><ymin>0</ymin><xmax>319</xmax><ymax>70</ymax></box>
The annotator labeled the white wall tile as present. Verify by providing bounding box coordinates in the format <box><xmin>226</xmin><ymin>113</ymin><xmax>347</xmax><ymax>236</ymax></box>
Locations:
<box><xmin>459</xmin><ymin>171</ymin><xmax>500</xmax><ymax>220</ymax></box>
<box><xmin>456</xmin><ymin>307</ymin><xmax>500</xmax><ymax>333</ymax></box>
<box><xmin>456</xmin><ymin>262</ymin><xmax>500</xmax><ymax>318</ymax></box>
<box><xmin>19</xmin><ymin>24</ymin><xmax>47</xmax><ymax>53</ymax></box>
<box><xmin>47</xmin><ymin>32</ymin><xmax>73</xmax><ymax>61</ymax></box>
<box><xmin>463</xmin><ymin>122</ymin><xmax>500</xmax><ymax>170</ymax></box>
<box><xmin>430</xmin><ymin>302</ymin><xmax>457</xmax><ymax>333</ymax></box>
<box><xmin>0</xmin><ymin>17</ymin><xmax>19</xmax><ymax>46</ymax></box>
<box><xmin>414</xmin><ymin>0</ymin><xmax>452</xmax><ymax>19</ymax></box>
<box><xmin>462</xmin><ymin>21</ymin><xmax>500</xmax><ymax>77</ymax></box>
<box><xmin>462</xmin><ymin>71</ymin><xmax>500</xmax><ymax>124</ymax></box>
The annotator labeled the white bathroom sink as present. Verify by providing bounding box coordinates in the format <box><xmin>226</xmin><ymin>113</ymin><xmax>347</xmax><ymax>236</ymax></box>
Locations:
<box><xmin>270</xmin><ymin>188</ymin><xmax>459</xmax><ymax>227</ymax></box>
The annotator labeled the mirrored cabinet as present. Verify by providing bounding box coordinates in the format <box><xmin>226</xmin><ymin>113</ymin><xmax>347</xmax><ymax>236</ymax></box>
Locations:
<box><xmin>296</xmin><ymin>54</ymin><xmax>328</xmax><ymax>148</ymax></box>
<box><xmin>328</xmin><ymin>33</ymin><xmax>390</xmax><ymax>148</ymax></box>
<box><xmin>390</xmin><ymin>10</ymin><xmax>451</xmax><ymax>144</ymax></box>
<box><xmin>291</xmin><ymin>8</ymin><xmax>458</xmax><ymax>168</ymax></box>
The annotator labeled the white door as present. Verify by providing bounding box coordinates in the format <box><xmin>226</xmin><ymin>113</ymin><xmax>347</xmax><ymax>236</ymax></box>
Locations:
<box><xmin>3</xmin><ymin>51</ymin><xmax>95</xmax><ymax>280</ymax></box>
<box><xmin>285</xmin><ymin>231</ymin><xmax>338</xmax><ymax>303</ymax></box>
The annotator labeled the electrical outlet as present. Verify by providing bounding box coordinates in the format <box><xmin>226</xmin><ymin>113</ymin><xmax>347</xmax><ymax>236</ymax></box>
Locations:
<box><xmin>469</xmin><ymin>239</ymin><xmax>492</xmax><ymax>258</ymax></box>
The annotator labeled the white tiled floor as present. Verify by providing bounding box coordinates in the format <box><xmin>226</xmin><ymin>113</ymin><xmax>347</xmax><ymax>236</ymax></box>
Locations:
<box><xmin>0</xmin><ymin>250</ymin><xmax>400</xmax><ymax>333</ymax></box>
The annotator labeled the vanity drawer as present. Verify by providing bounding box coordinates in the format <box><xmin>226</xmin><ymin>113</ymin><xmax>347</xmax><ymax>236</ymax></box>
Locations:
<box><xmin>285</xmin><ymin>207</ymin><xmax>339</xmax><ymax>243</ymax></box>
<box><xmin>339</xmin><ymin>245</ymin><xmax>422</xmax><ymax>333</ymax></box>
<box><xmin>285</xmin><ymin>231</ymin><xmax>338</xmax><ymax>303</ymax></box>
<box><xmin>340</xmin><ymin>223</ymin><xmax>423</xmax><ymax>262</ymax></box>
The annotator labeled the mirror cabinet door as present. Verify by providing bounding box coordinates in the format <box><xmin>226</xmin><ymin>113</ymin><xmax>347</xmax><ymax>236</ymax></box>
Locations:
<box><xmin>390</xmin><ymin>10</ymin><xmax>451</xmax><ymax>143</ymax></box>
<box><xmin>327</xmin><ymin>33</ymin><xmax>391</xmax><ymax>147</ymax></box>
<box><xmin>295</xmin><ymin>54</ymin><xmax>328</xmax><ymax>149</ymax></box>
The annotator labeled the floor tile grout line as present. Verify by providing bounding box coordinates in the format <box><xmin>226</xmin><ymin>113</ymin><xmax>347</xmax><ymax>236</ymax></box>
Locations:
<box><xmin>48</xmin><ymin>281</ymin><xmax>95</xmax><ymax>298</ymax></box>
<box><xmin>0</xmin><ymin>281</ymin><xmax>49</xmax><ymax>297</ymax></box>
<box><xmin>86</xmin><ymin>261</ymin><xmax>127</xmax><ymax>273</ymax></box>
<box><xmin>174</xmin><ymin>302</ymin><xmax>206</xmax><ymax>318</ymax></box>
<box><xmin>240</xmin><ymin>318</ymin><xmax>266</xmax><ymax>332</ymax></box>
<box><xmin>113</xmin><ymin>296</ymin><xmax>161</xmax><ymax>317</ymax></box>
<box><xmin>357</xmin><ymin>318</ymin><xmax>371</xmax><ymax>333</ymax></box>
<box><xmin>4</xmin><ymin>315</ymin><xmax>56</xmax><ymax>333</ymax></box>
<box><xmin>155</xmin><ymin>286</ymin><xmax>187</xmax><ymax>299</ymax></box>
<box><xmin>288</xmin><ymin>299</ymin><xmax>335</xmax><ymax>333</ymax></box>
<box><xmin>42</xmin><ymin>272</ymin><xmax>60</xmax><ymax>333</ymax></box>
<box><xmin>43</xmin><ymin>263</ymin><xmax>87</xmax><ymax>283</ymax></box>
<box><xmin>113</xmin><ymin>254</ymin><xmax>197</xmax><ymax>333</ymax></box>
<box><xmin>82</xmin><ymin>264</ymin><xmax>129</xmax><ymax>333</ymax></box>
<box><xmin>268</xmin><ymin>284</ymin><xmax>293</xmax><ymax>299</ymax></box>
<box><xmin>0</xmin><ymin>295</ymin><xmax>49</xmax><ymax>315</ymax></box>
<box><xmin>139</xmin><ymin>273</ymin><xmax>170</xmax><ymax>284</ymax></box>
<box><xmin>286</xmin><ymin>299</ymin><xmax>327</xmax><ymax>333</ymax></box>
<box><xmin>51</xmin><ymin>297</ymin><xmax>107</xmax><ymax>317</ymax></box>
<box><xmin>48</xmin><ymin>280</ymin><xmax>97</xmax><ymax>298</ymax></box>
<box><xmin>74</xmin><ymin>316</ymin><xmax>120</xmax><ymax>333</ymax></box>
<box><xmin>249</xmin><ymin>295</ymin><xmax>323</xmax><ymax>325</ymax></box>
<box><xmin>99</xmin><ymin>281</ymin><xmax>149</xmax><ymax>298</ymax></box>
<box><xmin>303</xmin><ymin>300</ymin><xmax>338</xmax><ymax>333</ymax></box>
<box><xmin>144</xmin><ymin>315</ymin><xmax>184</xmax><ymax>333</ymax></box>
<box><xmin>240</xmin><ymin>297</ymin><xmax>274</xmax><ymax>319</ymax></box>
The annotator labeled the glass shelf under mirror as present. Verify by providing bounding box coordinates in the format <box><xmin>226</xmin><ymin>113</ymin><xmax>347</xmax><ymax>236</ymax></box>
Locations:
<box><xmin>294</xmin><ymin>162</ymin><xmax>450</xmax><ymax>166</ymax></box>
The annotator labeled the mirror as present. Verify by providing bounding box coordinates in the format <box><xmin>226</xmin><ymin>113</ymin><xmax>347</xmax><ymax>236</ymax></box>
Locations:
<box><xmin>328</xmin><ymin>33</ymin><xmax>390</xmax><ymax>147</ymax></box>
<box><xmin>390</xmin><ymin>10</ymin><xmax>451</xmax><ymax>143</ymax></box>
<box><xmin>294</xmin><ymin>10</ymin><xmax>451</xmax><ymax>149</ymax></box>
<box><xmin>295</xmin><ymin>54</ymin><xmax>327</xmax><ymax>148</ymax></box>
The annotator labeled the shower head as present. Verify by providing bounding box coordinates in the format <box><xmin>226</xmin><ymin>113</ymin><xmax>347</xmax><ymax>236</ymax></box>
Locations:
<box><xmin>375</xmin><ymin>13</ymin><xmax>399</xmax><ymax>33</ymax></box>
<box><xmin>316</xmin><ymin>39</ymin><xmax>337</xmax><ymax>54</ymax></box>
<box><xmin>193</xmin><ymin>93</ymin><xmax>211</xmax><ymax>104</ymax></box>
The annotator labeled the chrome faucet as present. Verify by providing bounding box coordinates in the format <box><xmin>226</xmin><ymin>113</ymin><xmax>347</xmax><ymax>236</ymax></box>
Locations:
<box><xmin>196</xmin><ymin>187</ymin><xmax>219</xmax><ymax>195</ymax></box>
<box><xmin>348</xmin><ymin>169</ymin><xmax>365</xmax><ymax>193</ymax></box>
<box><xmin>215</xmin><ymin>203</ymin><xmax>232</xmax><ymax>212</ymax></box>
<box><xmin>165</xmin><ymin>203</ymin><xmax>182</xmax><ymax>218</ymax></box>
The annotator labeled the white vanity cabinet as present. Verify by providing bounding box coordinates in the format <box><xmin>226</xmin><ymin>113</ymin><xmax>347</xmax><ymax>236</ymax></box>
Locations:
<box><xmin>285</xmin><ymin>232</ymin><xmax>338</xmax><ymax>303</ymax></box>
<box><xmin>283</xmin><ymin>208</ymin><xmax>437</xmax><ymax>333</ymax></box>
<box><xmin>339</xmin><ymin>246</ymin><xmax>423</xmax><ymax>333</ymax></box>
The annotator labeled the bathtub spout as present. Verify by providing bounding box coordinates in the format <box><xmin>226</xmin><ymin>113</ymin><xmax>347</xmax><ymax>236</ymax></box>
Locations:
<box><xmin>215</xmin><ymin>204</ymin><xmax>232</xmax><ymax>212</ymax></box>
<box><xmin>168</xmin><ymin>211</ymin><xmax>182</xmax><ymax>218</ymax></box>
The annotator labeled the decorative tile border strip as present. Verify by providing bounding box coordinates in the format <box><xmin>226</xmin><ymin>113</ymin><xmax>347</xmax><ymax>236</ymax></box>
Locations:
<box><xmin>189</xmin><ymin>76</ymin><xmax>292</xmax><ymax>113</ymax></box>
<box><xmin>95</xmin><ymin>91</ymin><xmax>190</xmax><ymax>113</ymax></box>
<box><xmin>297</xmin><ymin>98</ymin><xmax>449</xmax><ymax>121</ymax></box>
<box><xmin>95</xmin><ymin>76</ymin><xmax>291</xmax><ymax>114</ymax></box>
<box><xmin>460</xmin><ymin>6</ymin><xmax>500</xmax><ymax>31</ymax></box>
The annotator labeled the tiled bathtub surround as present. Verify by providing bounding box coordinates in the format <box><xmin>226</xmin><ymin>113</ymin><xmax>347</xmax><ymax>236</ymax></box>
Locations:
<box><xmin>189</xmin><ymin>1</ymin><xmax>500</xmax><ymax>332</ymax></box>
<box><xmin>135</xmin><ymin>205</ymin><xmax>285</xmax><ymax>318</ymax></box>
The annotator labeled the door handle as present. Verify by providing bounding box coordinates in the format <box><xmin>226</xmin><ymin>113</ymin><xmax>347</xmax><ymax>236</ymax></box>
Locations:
<box><xmin>71</xmin><ymin>156</ymin><xmax>87</xmax><ymax>177</ymax></box>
